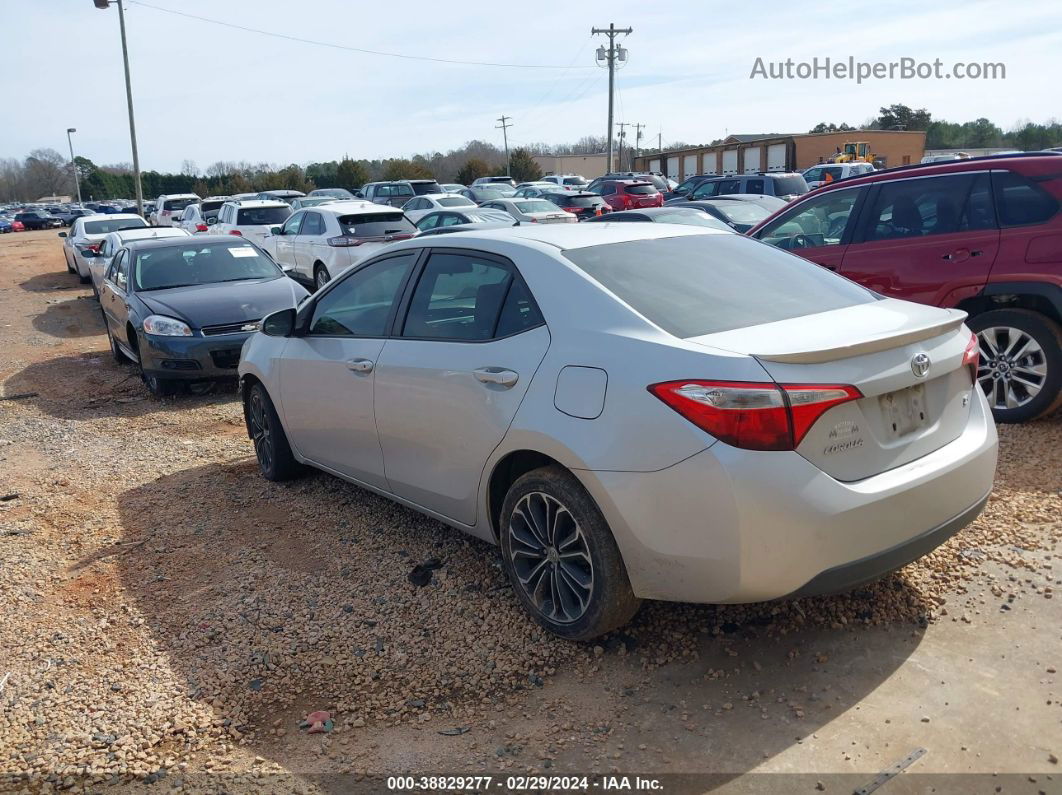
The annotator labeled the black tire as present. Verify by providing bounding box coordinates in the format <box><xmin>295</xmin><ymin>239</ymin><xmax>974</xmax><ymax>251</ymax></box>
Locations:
<box><xmin>66</xmin><ymin>251</ymin><xmax>75</xmax><ymax>274</ymax></box>
<box><xmin>246</xmin><ymin>382</ymin><xmax>301</xmax><ymax>481</ymax></box>
<box><xmin>313</xmin><ymin>263</ymin><xmax>330</xmax><ymax>291</ymax></box>
<box><xmin>105</xmin><ymin>320</ymin><xmax>129</xmax><ymax>365</ymax></box>
<box><xmin>499</xmin><ymin>465</ymin><xmax>641</xmax><ymax>641</ymax></box>
<box><xmin>78</xmin><ymin>266</ymin><xmax>90</xmax><ymax>285</ymax></box>
<box><xmin>141</xmin><ymin>368</ymin><xmax>177</xmax><ymax>397</ymax></box>
<box><xmin>968</xmin><ymin>309</ymin><xmax>1062</xmax><ymax>423</ymax></box>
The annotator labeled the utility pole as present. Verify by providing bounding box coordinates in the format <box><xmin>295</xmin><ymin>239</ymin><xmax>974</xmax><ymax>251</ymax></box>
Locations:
<box><xmin>634</xmin><ymin>123</ymin><xmax>645</xmax><ymax>171</ymax></box>
<box><xmin>496</xmin><ymin>115</ymin><xmax>513</xmax><ymax>177</ymax></box>
<box><xmin>592</xmin><ymin>23</ymin><xmax>632</xmax><ymax>173</ymax></box>
<box><xmin>615</xmin><ymin>122</ymin><xmax>628</xmax><ymax>171</ymax></box>
<box><xmin>94</xmin><ymin>0</ymin><xmax>144</xmax><ymax>217</ymax></box>
<box><xmin>66</xmin><ymin>128</ymin><xmax>83</xmax><ymax>205</ymax></box>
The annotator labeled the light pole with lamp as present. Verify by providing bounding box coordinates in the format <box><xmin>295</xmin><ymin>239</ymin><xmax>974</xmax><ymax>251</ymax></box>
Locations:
<box><xmin>93</xmin><ymin>0</ymin><xmax>144</xmax><ymax>217</ymax></box>
<box><xmin>66</xmin><ymin>128</ymin><xmax>83</xmax><ymax>206</ymax></box>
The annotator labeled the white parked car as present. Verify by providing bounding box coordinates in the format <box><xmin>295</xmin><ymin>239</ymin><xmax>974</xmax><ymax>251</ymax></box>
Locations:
<box><xmin>264</xmin><ymin>200</ymin><xmax>417</xmax><ymax>290</ymax></box>
<box><xmin>801</xmin><ymin>162</ymin><xmax>875</xmax><ymax>189</ymax></box>
<box><xmin>541</xmin><ymin>174</ymin><xmax>589</xmax><ymax>190</ymax></box>
<box><xmin>89</xmin><ymin>226</ymin><xmax>190</xmax><ymax>296</ymax></box>
<box><xmin>60</xmin><ymin>214</ymin><xmax>147</xmax><ymax>283</ymax></box>
<box><xmin>177</xmin><ymin>196</ymin><xmax>231</xmax><ymax>233</ymax></box>
<box><xmin>238</xmin><ymin>224</ymin><xmax>997</xmax><ymax>639</ymax></box>
<box><xmin>212</xmin><ymin>200</ymin><xmax>292</xmax><ymax>247</ymax></box>
<box><xmin>479</xmin><ymin>197</ymin><xmax>577</xmax><ymax>224</ymax></box>
<box><xmin>151</xmin><ymin>194</ymin><xmax>200</xmax><ymax>226</ymax></box>
<box><xmin>400</xmin><ymin>193</ymin><xmax>477</xmax><ymax>224</ymax></box>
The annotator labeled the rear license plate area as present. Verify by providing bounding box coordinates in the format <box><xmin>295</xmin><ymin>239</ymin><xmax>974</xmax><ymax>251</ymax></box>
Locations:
<box><xmin>879</xmin><ymin>383</ymin><xmax>927</xmax><ymax>438</ymax></box>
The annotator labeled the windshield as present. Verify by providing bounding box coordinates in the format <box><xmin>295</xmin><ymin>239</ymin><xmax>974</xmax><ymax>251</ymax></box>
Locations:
<box><xmin>712</xmin><ymin>202</ymin><xmax>771</xmax><ymax>224</ymax></box>
<box><xmin>562</xmin><ymin>235</ymin><xmax>875</xmax><ymax>338</ymax></box>
<box><xmin>236</xmin><ymin>206</ymin><xmax>291</xmax><ymax>225</ymax></box>
<box><xmin>515</xmin><ymin>200</ymin><xmax>559</xmax><ymax>213</ymax></box>
<box><xmin>163</xmin><ymin>198</ymin><xmax>197</xmax><ymax>211</ymax></box>
<box><xmin>134</xmin><ymin>242</ymin><xmax>281</xmax><ymax>291</ymax></box>
<box><xmin>410</xmin><ymin>182</ymin><xmax>442</xmax><ymax>195</ymax></box>
<box><xmin>653</xmin><ymin>211</ymin><xmax>733</xmax><ymax>230</ymax></box>
<box><xmin>84</xmin><ymin>218</ymin><xmax>147</xmax><ymax>234</ymax></box>
<box><xmin>337</xmin><ymin>212</ymin><xmax>416</xmax><ymax>237</ymax></box>
<box><xmin>771</xmin><ymin>175</ymin><xmax>809</xmax><ymax>195</ymax></box>
<box><xmin>626</xmin><ymin>184</ymin><xmax>657</xmax><ymax>195</ymax></box>
<box><xmin>438</xmin><ymin>197</ymin><xmax>475</xmax><ymax>207</ymax></box>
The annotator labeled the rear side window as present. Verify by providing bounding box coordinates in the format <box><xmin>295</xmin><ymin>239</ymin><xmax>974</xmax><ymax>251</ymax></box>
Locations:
<box><xmin>337</xmin><ymin>213</ymin><xmax>415</xmax><ymax>237</ymax></box>
<box><xmin>301</xmin><ymin>212</ymin><xmax>325</xmax><ymax>236</ymax></box>
<box><xmin>745</xmin><ymin>179</ymin><xmax>765</xmax><ymax>194</ymax></box>
<box><xmin>237</xmin><ymin>206</ymin><xmax>291</xmax><ymax>225</ymax></box>
<box><xmin>864</xmin><ymin>173</ymin><xmax>996</xmax><ymax>241</ymax></box>
<box><xmin>563</xmin><ymin>235</ymin><xmax>875</xmax><ymax>338</ymax></box>
<box><xmin>993</xmin><ymin>170</ymin><xmax>1059</xmax><ymax>226</ymax></box>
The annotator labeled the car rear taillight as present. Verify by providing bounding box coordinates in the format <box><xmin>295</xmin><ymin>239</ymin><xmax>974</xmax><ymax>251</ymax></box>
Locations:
<box><xmin>962</xmin><ymin>331</ymin><xmax>979</xmax><ymax>382</ymax></box>
<box><xmin>228</xmin><ymin>230</ymin><xmax>242</xmax><ymax>236</ymax></box>
<box><xmin>648</xmin><ymin>380</ymin><xmax>862</xmax><ymax>451</ymax></box>
<box><xmin>328</xmin><ymin>233</ymin><xmax>414</xmax><ymax>247</ymax></box>
<box><xmin>87</xmin><ymin>243</ymin><xmax>101</xmax><ymax>253</ymax></box>
<box><xmin>196</xmin><ymin>223</ymin><xmax>208</xmax><ymax>232</ymax></box>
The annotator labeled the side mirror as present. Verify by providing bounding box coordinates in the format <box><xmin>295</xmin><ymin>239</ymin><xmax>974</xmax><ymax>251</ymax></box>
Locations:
<box><xmin>261</xmin><ymin>307</ymin><xmax>296</xmax><ymax>337</ymax></box>
<box><xmin>58</xmin><ymin>231</ymin><xmax>67</xmax><ymax>238</ymax></box>
<box><xmin>270</xmin><ymin>225</ymin><xmax>282</xmax><ymax>236</ymax></box>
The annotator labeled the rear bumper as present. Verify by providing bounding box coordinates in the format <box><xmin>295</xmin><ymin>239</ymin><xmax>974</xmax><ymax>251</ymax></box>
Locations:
<box><xmin>577</xmin><ymin>389</ymin><xmax>998</xmax><ymax>603</ymax></box>
<box><xmin>139</xmin><ymin>331</ymin><xmax>252</xmax><ymax>380</ymax></box>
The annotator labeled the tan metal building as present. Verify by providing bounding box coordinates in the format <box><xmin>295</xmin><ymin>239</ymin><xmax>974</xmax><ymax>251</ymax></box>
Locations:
<box><xmin>533</xmin><ymin>153</ymin><xmax>618</xmax><ymax>180</ymax></box>
<box><xmin>634</xmin><ymin>131</ymin><xmax>926</xmax><ymax>179</ymax></box>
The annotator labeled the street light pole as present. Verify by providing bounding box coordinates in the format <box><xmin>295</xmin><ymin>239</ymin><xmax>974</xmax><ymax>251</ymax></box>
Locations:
<box><xmin>66</xmin><ymin>128</ymin><xmax>83</xmax><ymax>206</ymax></box>
<box><xmin>95</xmin><ymin>0</ymin><xmax>144</xmax><ymax>217</ymax></box>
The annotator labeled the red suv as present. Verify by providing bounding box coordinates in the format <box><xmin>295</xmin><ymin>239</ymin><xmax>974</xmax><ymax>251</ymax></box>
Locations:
<box><xmin>749</xmin><ymin>154</ymin><xmax>1062</xmax><ymax>423</ymax></box>
<box><xmin>592</xmin><ymin>180</ymin><xmax>663</xmax><ymax>211</ymax></box>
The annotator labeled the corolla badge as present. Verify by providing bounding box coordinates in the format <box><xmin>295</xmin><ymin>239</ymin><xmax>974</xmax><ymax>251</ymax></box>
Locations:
<box><xmin>911</xmin><ymin>352</ymin><xmax>931</xmax><ymax>378</ymax></box>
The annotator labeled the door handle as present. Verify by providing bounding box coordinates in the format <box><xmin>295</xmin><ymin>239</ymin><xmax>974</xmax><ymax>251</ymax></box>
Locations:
<box><xmin>346</xmin><ymin>358</ymin><xmax>374</xmax><ymax>373</ymax></box>
<box><xmin>970</xmin><ymin>249</ymin><xmax>983</xmax><ymax>257</ymax></box>
<box><xmin>473</xmin><ymin>367</ymin><xmax>519</xmax><ymax>387</ymax></box>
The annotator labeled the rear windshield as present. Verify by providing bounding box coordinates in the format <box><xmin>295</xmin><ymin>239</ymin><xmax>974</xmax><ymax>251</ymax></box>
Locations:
<box><xmin>653</xmin><ymin>211</ymin><xmax>733</xmax><ymax>231</ymax></box>
<box><xmin>770</xmin><ymin>175</ymin><xmax>809</xmax><ymax>195</ymax></box>
<box><xmin>84</xmin><ymin>218</ymin><xmax>147</xmax><ymax>234</ymax></box>
<box><xmin>714</xmin><ymin>202</ymin><xmax>771</xmax><ymax>224</ymax></box>
<box><xmin>562</xmin><ymin>235</ymin><xmax>875</xmax><ymax>338</ymax></box>
<box><xmin>563</xmin><ymin>177</ymin><xmax>587</xmax><ymax>186</ymax></box>
<box><xmin>337</xmin><ymin>213</ymin><xmax>416</xmax><ymax>237</ymax></box>
<box><xmin>564</xmin><ymin>196</ymin><xmax>599</xmax><ymax>207</ymax></box>
<box><xmin>410</xmin><ymin>182</ymin><xmax>442</xmax><ymax>195</ymax></box>
<box><xmin>515</xmin><ymin>200</ymin><xmax>559</xmax><ymax>213</ymax></box>
<box><xmin>134</xmin><ymin>242</ymin><xmax>281</xmax><ymax>291</ymax></box>
<box><xmin>237</xmin><ymin>206</ymin><xmax>291</xmax><ymax>225</ymax></box>
<box><xmin>476</xmin><ymin>187</ymin><xmax>515</xmax><ymax>198</ymax></box>
<box><xmin>201</xmin><ymin>200</ymin><xmax>226</xmax><ymax>212</ymax></box>
<box><xmin>163</xmin><ymin>198</ymin><xmax>197</xmax><ymax>211</ymax></box>
<box><xmin>626</xmin><ymin>184</ymin><xmax>657</xmax><ymax>195</ymax></box>
<box><xmin>438</xmin><ymin>197</ymin><xmax>475</xmax><ymax>207</ymax></box>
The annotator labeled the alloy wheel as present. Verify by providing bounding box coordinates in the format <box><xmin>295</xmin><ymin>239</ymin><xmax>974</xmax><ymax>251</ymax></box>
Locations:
<box><xmin>315</xmin><ymin>267</ymin><xmax>329</xmax><ymax>290</ymax></box>
<box><xmin>507</xmin><ymin>491</ymin><xmax>594</xmax><ymax>624</ymax></box>
<box><xmin>248</xmin><ymin>390</ymin><xmax>274</xmax><ymax>472</ymax></box>
<box><xmin>976</xmin><ymin>325</ymin><xmax>1047</xmax><ymax>410</ymax></box>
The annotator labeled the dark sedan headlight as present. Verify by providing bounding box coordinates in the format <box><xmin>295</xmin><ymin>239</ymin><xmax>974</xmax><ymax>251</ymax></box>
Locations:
<box><xmin>142</xmin><ymin>315</ymin><xmax>193</xmax><ymax>336</ymax></box>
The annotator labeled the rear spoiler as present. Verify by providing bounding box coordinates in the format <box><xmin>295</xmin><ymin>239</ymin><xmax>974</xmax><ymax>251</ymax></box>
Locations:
<box><xmin>753</xmin><ymin>310</ymin><xmax>967</xmax><ymax>364</ymax></box>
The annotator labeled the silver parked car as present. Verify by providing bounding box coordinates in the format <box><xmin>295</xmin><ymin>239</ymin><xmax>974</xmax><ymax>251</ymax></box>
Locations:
<box><xmin>238</xmin><ymin>225</ymin><xmax>998</xmax><ymax>640</ymax></box>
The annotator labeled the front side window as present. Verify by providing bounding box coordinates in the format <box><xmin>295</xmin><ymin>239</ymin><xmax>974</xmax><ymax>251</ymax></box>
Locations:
<box><xmin>758</xmin><ymin>188</ymin><xmax>863</xmax><ymax>250</ymax></box>
<box><xmin>309</xmin><ymin>254</ymin><xmax>415</xmax><ymax>336</ymax></box>
<box><xmin>402</xmin><ymin>253</ymin><xmax>530</xmax><ymax>341</ymax></box>
<box><xmin>691</xmin><ymin>181</ymin><xmax>722</xmax><ymax>198</ymax></box>
<box><xmin>992</xmin><ymin>170</ymin><xmax>1059</xmax><ymax>226</ymax></box>
<box><xmin>281</xmin><ymin>212</ymin><xmax>304</xmax><ymax>236</ymax></box>
<box><xmin>713</xmin><ymin>179</ymin><xmax>743</xmax><ymax>196</ymax></box>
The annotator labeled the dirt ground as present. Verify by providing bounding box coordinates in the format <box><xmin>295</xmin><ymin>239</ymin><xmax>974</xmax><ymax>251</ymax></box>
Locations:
<box><xmin>0</xmin><ymin>229</ymin><xmax>1059</xmax><ymax>794</ymax></box>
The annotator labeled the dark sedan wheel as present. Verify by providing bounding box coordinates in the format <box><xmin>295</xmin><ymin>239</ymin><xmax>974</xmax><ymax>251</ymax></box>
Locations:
<box><xmin>499</xmin><ymin>465</ymin><xmax>640</xmax><ymax>641</ymax></box>
<box><xmin>104</xmin><ymin>319</ymin><xmax>128</xmax><ymax>365</ymax></box>
<box><xmin>969</xmin><ymin>309</ymin><xmax>1062</xmax><ymax>423</ymax></box>
<box><xmin>247</xmin><ymin>383</ymin><xmax>301</xmax><ymax>481</ymax></box>
<box><xmin>141</xmin><ymin>369</ymin><xmax>177</xmax><ymax>398</ymax></box>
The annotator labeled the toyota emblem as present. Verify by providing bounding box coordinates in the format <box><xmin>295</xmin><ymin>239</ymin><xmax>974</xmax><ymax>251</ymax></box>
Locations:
<box><xmin>911</xmin><ymin>352</ymin><xmax>931</xmax><ymax>378</ymax></box>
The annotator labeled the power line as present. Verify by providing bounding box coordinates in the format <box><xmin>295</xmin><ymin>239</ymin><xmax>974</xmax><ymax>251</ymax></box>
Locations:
<box><xmin>126</xmin><ymin>0</ymin><xmax>597</xmax><ymax>70</ymax></box>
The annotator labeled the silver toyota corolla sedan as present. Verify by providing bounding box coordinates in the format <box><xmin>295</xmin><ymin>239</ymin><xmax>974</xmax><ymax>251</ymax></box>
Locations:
<box><xmin>238</xmin><ymin>224</ymin><xmax>998</xmax><ymax>640</ymax></box>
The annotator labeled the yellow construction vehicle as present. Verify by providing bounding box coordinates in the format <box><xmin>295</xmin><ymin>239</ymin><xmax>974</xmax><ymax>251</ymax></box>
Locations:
<box><xmin>829</xmin><ymin>142</ymin><xmax>876</xmax><ymax>163</ymax></box>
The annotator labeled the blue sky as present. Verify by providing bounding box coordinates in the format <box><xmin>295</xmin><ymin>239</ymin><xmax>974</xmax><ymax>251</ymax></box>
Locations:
<box><xmin>2</xmin><ymin>0</ymin><xmax>1059</xmax><ymax>172</ymax></box>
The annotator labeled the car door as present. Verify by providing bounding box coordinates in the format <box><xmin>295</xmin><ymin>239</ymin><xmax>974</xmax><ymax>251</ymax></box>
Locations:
<box><xmin>100</xmin><ymin>249</ymin><xmax>132</xmax><ymax>344</ymax></box>
<box><xmin>277</xmin><ymin>252</ymin><xmax>419</xmax><ymax>488</ymax></box>
<box><xmin>839</xmin><ymin>172</ymin><xmax>999</xmax><ymax>306</ymax></box>
<box><xmin>272</xmin><ymin>211</ymin><xmax>303</xmax><ymax>272</ymax></box>
<box><xmin>373</xmin><ymin>249</ymin><xmax>550</xmax><ymax>525</ymax></box>
<box><xmin>293</xmin><ymin>211</ymin><xmax>326</xmax><ymax>277</ymax></box>
<box><xmin>753</xmin><ymin>185</ymin><xmax>866</xmax><ymax>273</ymax></box>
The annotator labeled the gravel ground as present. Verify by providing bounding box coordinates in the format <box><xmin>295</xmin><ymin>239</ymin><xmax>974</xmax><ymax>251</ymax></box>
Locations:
<box><xmin>0</xmin><ymin>230</ymin><xmax>1059</xmax><ymax>793</ymax></box>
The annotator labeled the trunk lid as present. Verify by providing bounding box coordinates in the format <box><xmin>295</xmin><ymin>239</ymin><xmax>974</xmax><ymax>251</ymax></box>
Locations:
<box><xmin>689</xmin><ymin>300</ymin><xmax>977</xmax><ymax>481</ymax></box>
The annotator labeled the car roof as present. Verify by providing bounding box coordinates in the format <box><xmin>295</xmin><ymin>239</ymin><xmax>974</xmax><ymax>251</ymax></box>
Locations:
<box><xmin>111</xmin><ymin>227</ymin><xmax>188</xmax><ymax>241</ymax></box>
<box><xmin>397</xmin><ymin>220</ymin><xmax>716</xmax><ymax>252</ymax></box>
<box><xmin>80</xmin><ymin>213</ymin><xmax>144</xmax><ymax>221</ymax></box>
<box><xmin>159</xmin><ymin>193</ymin><xmax>199</xmax><ymax>199</ymax></box>
<box><xmin>123</xmin><ymin>234</ymin><xmax>244</xmax><ymax>251</ymax></box>
<box><xmin>224</xmin><ymin>199</ymin><xmax>289</xmax><ymax>208</ymax></box>
<box><xmin>315</xmin><ymin>200</ymin><xmax>400</xmax><ymax>215</ymax></box>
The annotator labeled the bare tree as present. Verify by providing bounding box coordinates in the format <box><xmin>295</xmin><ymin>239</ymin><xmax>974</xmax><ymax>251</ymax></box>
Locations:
<box><xmin>24</xmin><ymin>148</ymin><xmax>72</xmax><ymax>199</ymax></box>
<box><xmin>180</xmin><ymin>159</ymin><xmax>199</xmax><ymax>177</ymax></box>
